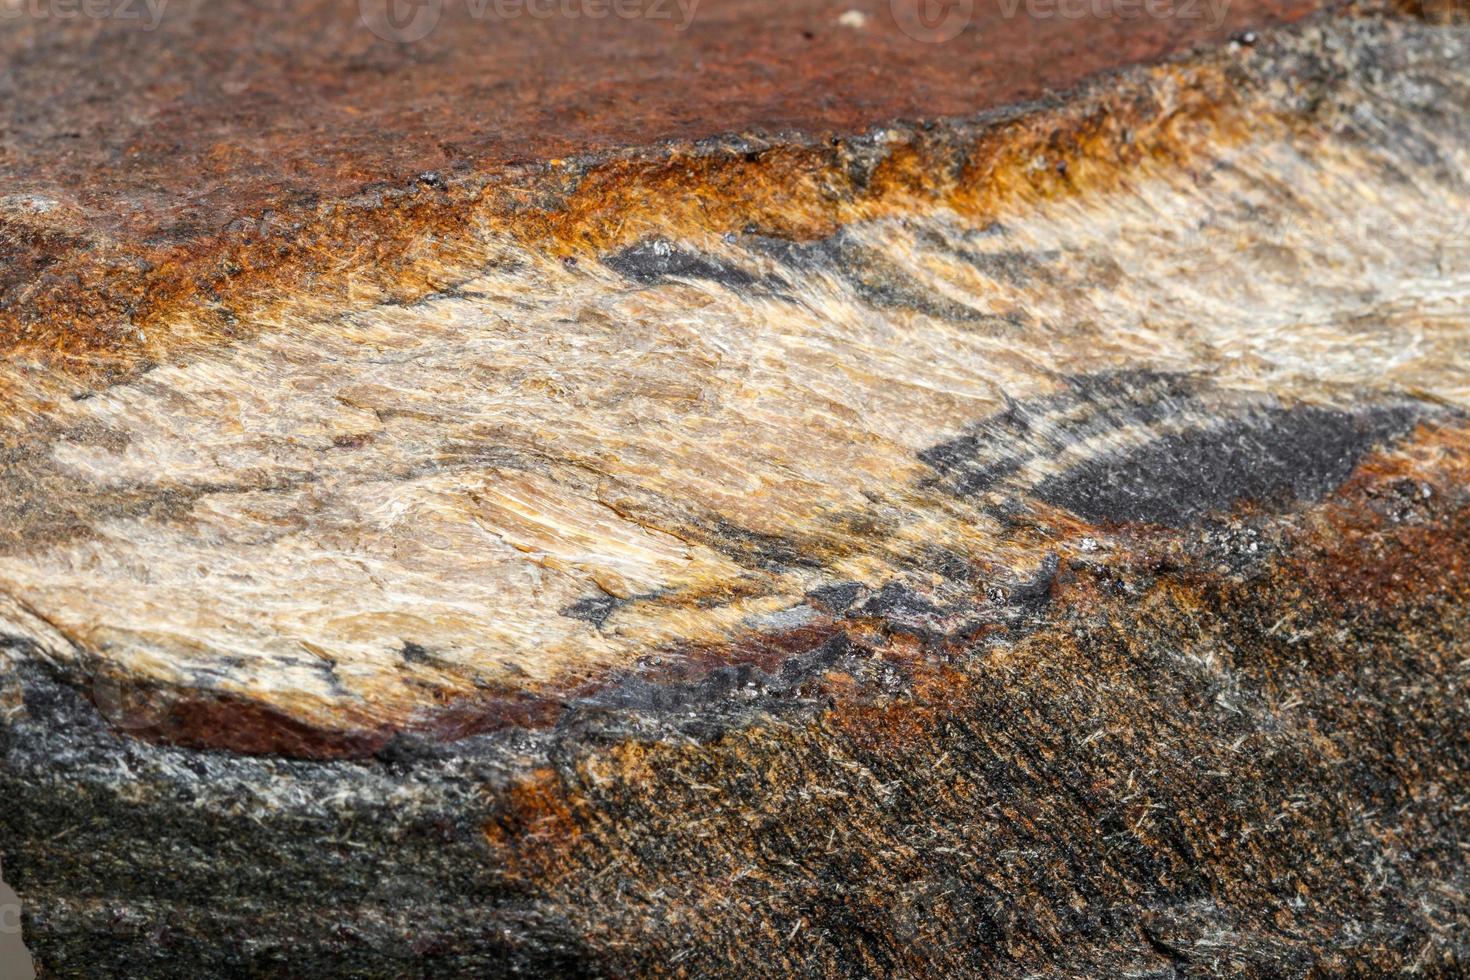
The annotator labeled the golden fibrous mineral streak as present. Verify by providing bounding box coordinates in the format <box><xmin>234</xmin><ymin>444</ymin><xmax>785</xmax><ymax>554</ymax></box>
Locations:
<box><xmin>1</xmin><ymin>3</ymin><xmax>1469</xmax><ymax>977</ymax></box>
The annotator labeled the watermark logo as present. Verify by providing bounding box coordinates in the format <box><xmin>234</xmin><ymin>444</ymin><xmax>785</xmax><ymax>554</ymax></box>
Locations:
<box><xmin>359</xmin><ymin>0</ymin><xmax>443</xmax><ymax>43</ymax></box>
<box><xmin>891</xmin><ymin>0</ymin><xmax>974</xmax><ymax>43</ymax></box>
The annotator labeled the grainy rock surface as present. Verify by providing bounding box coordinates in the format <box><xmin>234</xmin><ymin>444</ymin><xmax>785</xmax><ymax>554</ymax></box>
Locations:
<box><xmin>2</xmin><ymin>3</ymin><xmax>1470</xmax><ymax>977</ymax></box>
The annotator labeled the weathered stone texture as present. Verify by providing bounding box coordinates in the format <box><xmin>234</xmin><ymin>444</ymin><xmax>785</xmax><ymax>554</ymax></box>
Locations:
<box><xmin>1</xmin><ymin>3</ymin><xmax>1469</xmax><ymax>977</ymax></box>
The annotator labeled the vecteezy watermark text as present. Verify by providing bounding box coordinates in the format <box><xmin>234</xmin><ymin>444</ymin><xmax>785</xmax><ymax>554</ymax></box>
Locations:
<box><xmin>359</xmin><ymin>0</ymin><xmax>701</xmax><ymax>43</ymax></box>
<box><xmin>891</xmin><ymin>0</ymin><xmax>1232</xmax><ymax>43</ymax></box>
<box><xmin>0</xmin><ymin>0</ymin><xmax>167</xmax><ymax>29</ymax></box>
<box><xmin>998</xmin><ymin>0</ymin><xmax>1229</xmax><ymax>29</ymax></box>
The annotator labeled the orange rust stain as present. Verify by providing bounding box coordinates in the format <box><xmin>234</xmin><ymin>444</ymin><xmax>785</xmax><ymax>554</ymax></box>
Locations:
<box><xmin>483</xmin><ymin>766</ymin><xmax>585</xmax><ymax>879</ymax></box>
<box><xmin>5</xmin><ymin>39</ymin><xmax>1278</xmax><ymax>396</ymax></box>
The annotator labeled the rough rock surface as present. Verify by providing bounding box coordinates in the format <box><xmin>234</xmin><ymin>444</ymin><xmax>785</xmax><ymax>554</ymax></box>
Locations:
<box><xmin>3</xmin><ymin>2</ymin><xmax>1470</xmax><ymax>977</ymax></box>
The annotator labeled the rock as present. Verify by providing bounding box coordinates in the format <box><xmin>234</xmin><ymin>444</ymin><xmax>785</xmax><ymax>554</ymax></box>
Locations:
<box><xmin>2</xmin><ymin>3</ymin><xmax>1469</xmax><ymax>976</ymax></box>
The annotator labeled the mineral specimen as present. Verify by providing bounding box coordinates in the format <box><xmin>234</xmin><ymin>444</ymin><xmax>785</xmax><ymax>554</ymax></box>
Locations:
<box><xmin>2</xmin><ymin>1</ymin><xmax>1468</xmax><ymax>976</ymax></box>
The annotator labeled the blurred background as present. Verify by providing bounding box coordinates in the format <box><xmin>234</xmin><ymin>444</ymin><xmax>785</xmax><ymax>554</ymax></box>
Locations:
<box><xmin>1</xmin><ymin>861</ymin><xmax>34</xmax><ymax>980</ymax></box>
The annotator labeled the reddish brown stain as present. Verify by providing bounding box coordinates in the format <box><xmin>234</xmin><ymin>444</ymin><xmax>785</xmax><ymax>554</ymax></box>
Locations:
<box><xmin>0</xmin><ymin>0</ymin><xmax>1321</xmax><ymax>388</ymax></box>
<box><xmin>483</xmin><ymin>766</ymin><xmax>594</xmax><ymax>886</ymax></box>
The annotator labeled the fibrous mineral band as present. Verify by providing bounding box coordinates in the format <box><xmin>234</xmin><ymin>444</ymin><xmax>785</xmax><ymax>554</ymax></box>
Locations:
<box><xmin>2</xmin><ymin>2</ymin><xmax>1469</xmax><ymax>976</ymax></box>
